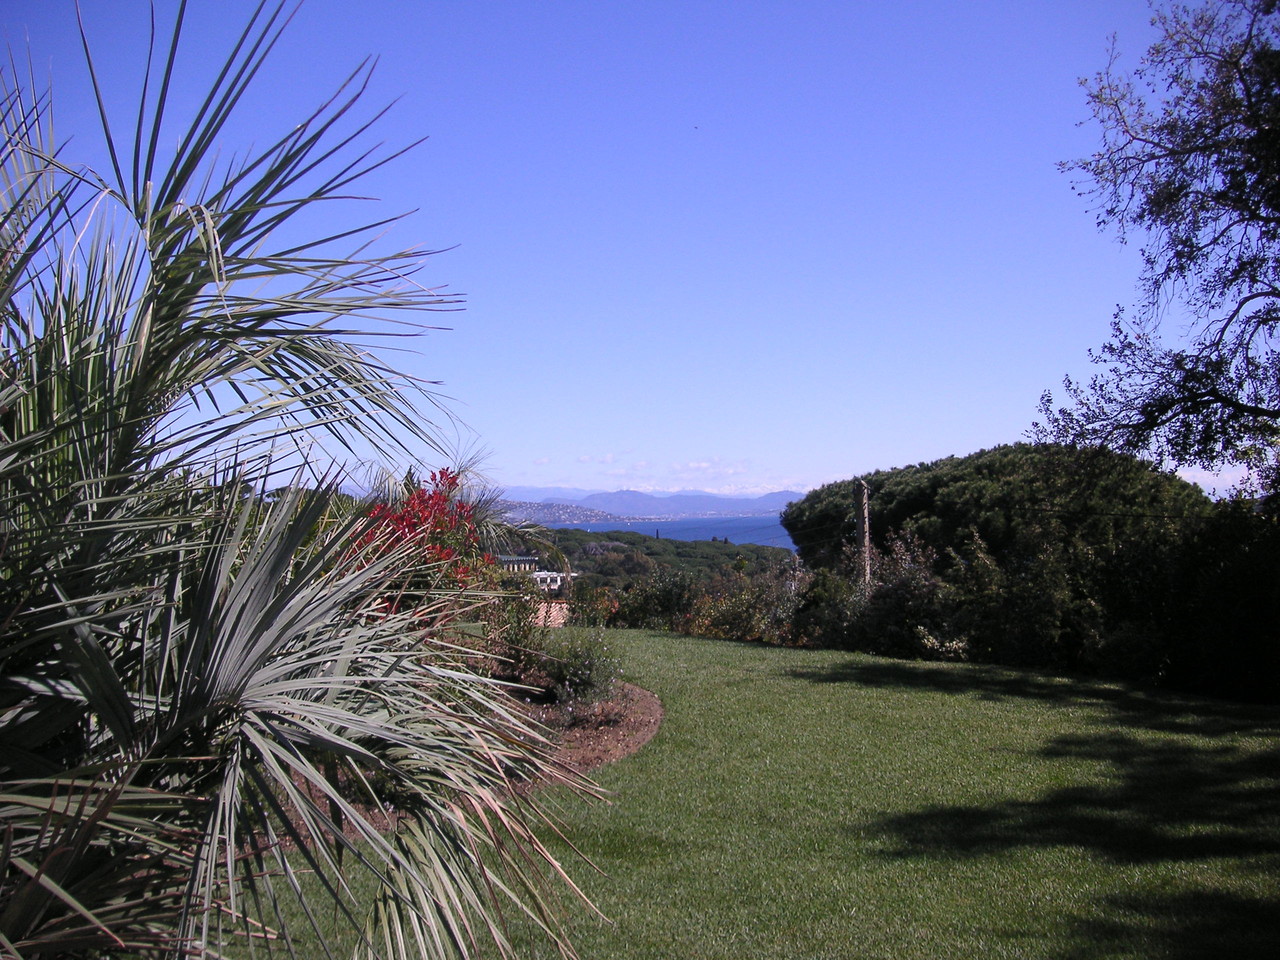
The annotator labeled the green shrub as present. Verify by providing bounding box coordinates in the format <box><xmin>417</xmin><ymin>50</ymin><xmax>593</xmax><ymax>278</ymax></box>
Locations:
<box><xmin>795</xmin><ymin>534</ymin><xmax>964</xmax><ymax>659</ymax></box>
<box><xmin>781</xmin><ymin>444</ymin><xmax>1273</xmax><ymax>691</ymax></box>
<box><xmin>688</xmin><ymin>564</ymin><xmax>806</xmax><ymax>645</ymax></box>
<box><xmin>1159</xmin><ymin>501</ymin><xmax>1280</xmax><ymax>702</ymax></box>
<box><xmin>794</xmin><ymin>567</ymin><xmax>866</xmax><ymax>647</ymax></box>
<box><xmin>612</xmin><ymin>569</ymin><xmax>699</xmax><ymax>631</ymax></box>
<box><xmin>852</xmin><ymin>533</ymin><xmax>964</xmax><ymax>659</ymax></box>
<box><xmin>517</xmin><ymin>625</ymin><xmax>621</xmax><ymax>705</ymax></box>
<box><xmin>567</xmin><ymin>583</ymin><xmax>621</xmax><ymax>627</ymax></box>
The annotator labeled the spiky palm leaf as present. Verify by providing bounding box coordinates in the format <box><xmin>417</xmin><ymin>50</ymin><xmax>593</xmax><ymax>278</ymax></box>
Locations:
<box><xmin>1</xmin><ymin>4</ymin><xmax>596</xmax><ymax>957</ymax></box>
<box><xmin>161</xmin><ymin>482</ymin><xmax>594</xmax><ymax>959</ymax></box>
<box><xmin>0</xmin><ymin>774</ymin><xmax>198</xmax><ymax>957</ymax></box>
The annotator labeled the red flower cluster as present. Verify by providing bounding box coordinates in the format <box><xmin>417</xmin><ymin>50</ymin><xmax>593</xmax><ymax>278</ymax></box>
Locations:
<box><xmin>357</xmin><ymin>468</ymin><xmax>496</xmax><ymax>591</ymax></box>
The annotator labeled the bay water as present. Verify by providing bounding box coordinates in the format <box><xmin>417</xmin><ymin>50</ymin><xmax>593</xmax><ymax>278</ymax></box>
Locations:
<box><xmin>545</xmin><ymin>515</ymin><xmax>794</xmax><ymax>550</ymax></box>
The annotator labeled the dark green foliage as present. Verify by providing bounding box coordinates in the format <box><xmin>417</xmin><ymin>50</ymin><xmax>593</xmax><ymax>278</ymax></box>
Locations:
<box><xmin>480</xmin><ymin>585</ymin><xmax>621</xmax><ymax>704</ymax></box>
<box><xmin>552</xmin><ymin>527</ymin><xmax>798</xmax><ymax>647</ymax></box>
<box><xmin>793</xmin><ymin>567</ymin><xmax>864</xmax><ymax>647</ymax></box>
<box><xmin>549</xmin><ymin>527</ymin><xmax>801</xmax><ymax>643</ymax></box>
<box><xmin>613</xmin><ymin>568</ymin><xmax>700</xmax><ymax>632</ymax></box>
<box><xmin>546</xmin><ymin>527</ymin><xmax>791</xmax><ymax>591</ymax></box>
<box><xmin>782</xmin><ymin>444</ymin><xmax>1264</xmax><ymax>694</ymax></box>
<box><xmin>851</xmin><ymin>533</ymin><xmax>959</xmax><ymax>660</ymax></box>
<box><xmin>1160</xmin><ymin>502</ymin><xmax>1280</xmax><ymax>701</ymax></box>
<box><xmin>687</xmin><ymin>564</ymin><xmax>805</xmax><ymax>645</ymax></box>
<box><xmin>793</xmin><ymin>534</ymin><xmax>962</xmax><ymax>660</ymax></box>
<box><xmin>566</xmin><ymin>583</ymin><xmax>620</xmax><ymax>627</ymax></box>
<box><xmin>504</xmin><ymin>623</ymin><xmax>620</xmax><ymax>706</ymax></box>
<box><xmin>784</xmin><ymin>444</ymin><xmax>1211</xmax><ymax>575</ymax></box>
<box><xmin>525</xmin><ymin>626</ymin><xmax>621</xmax><ymax>705</ymax></box>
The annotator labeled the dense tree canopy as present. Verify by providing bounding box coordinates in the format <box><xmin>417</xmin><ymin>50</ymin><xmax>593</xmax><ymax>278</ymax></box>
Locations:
<box><xmin>547</xmin><ymin>527</ymin><xmax>791</xmax><ymax>591</ymax></box>
<box><xmin>1040</xmin><ymin>0</ymin><xmax>1280</xmax><ymax>486</ymax></box>
<box><xmin>782</xmin><ymin>444</ymin><xmax>1212</xmax><ymax>573</ymax></box>
<box><xmin>783</xmin><ymin>445</ymin><xmax>1241</xmax><ymax>684</ymax></box>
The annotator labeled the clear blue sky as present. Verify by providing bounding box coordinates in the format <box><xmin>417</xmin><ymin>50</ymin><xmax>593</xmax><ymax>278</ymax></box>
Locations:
<box><xmin>5</xmin><ymin>1</ymin><xmax>1187</xmax><ymax>495</ymax></box>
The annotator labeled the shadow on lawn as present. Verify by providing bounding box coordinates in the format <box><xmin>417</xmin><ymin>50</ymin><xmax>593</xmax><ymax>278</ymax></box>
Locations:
<box><xmin>796</xmin><ymin>659</ymin><xmax>1280</xmax><ymax>859</ymax></box>
<box><xmin>789</xmin><ymin>657</ymin><xmax>1280</xmax><ymax>736</ymax></box>
<box><xmin>1055</xmin><ymin>890</ymin><xmax>1280</xmax><ymax>960</ymax></box>
<box><xmin>790</xmin><ymin>658</ymin><xmax>1280</xmax><ymax>957</ymax></box>
<box><xmin>868</xmin><ymin>732</ymin><xmax>1280</xmax><ymax>863</ymax></box>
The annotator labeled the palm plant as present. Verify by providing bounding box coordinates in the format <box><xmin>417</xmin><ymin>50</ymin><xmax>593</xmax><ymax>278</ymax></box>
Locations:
<box><xmin>0</xmin><ymin>3</ymin><xmax>594</xmax><ymax>957</ymax></box>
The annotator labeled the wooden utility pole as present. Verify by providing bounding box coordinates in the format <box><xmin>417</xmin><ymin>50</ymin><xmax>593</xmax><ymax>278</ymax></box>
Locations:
<box><xmin>854</xmin><ymin>480</ymin><xmax>871</xmax><ymax>585</ymax></box>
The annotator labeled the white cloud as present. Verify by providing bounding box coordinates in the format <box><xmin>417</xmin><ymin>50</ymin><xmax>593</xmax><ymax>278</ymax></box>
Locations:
<box><xmin>1176</xmin><ymin>463</ymin><xmax>1254</xmax><ymax>498</ymax></box>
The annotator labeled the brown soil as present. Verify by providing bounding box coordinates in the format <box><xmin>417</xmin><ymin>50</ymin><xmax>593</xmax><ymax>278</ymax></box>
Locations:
<box><xmin>526</xmin><ymin>681</ymin><xmax>664</xmax><ymax>773</ymax></box>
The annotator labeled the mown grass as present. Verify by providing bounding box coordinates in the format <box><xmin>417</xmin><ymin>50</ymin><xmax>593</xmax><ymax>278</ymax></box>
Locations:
<box><xmin>302</xmin><ymin>630</ymin><xmax>1280</xmax><ymax>959</ymax></box>
<box><xmin>498</xmin><ymin>630</ymin><xmax>1280</xmax><ymax>960</ymax></box>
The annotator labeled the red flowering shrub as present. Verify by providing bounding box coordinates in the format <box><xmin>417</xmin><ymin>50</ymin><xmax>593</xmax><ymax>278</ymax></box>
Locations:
<box><xmin>355</xmin><ymin>468</ymin><xmax>497</xmax><ymax>597</ymax></box>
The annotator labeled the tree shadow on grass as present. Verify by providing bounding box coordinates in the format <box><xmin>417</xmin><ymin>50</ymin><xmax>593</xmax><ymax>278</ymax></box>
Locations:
<box><xmin>791</xmin><ymin>657</ymin><xmax>1280</xmax><ymax>957</ymax></box>
<box><xmin>1053</xmin><ymin>890</ymin><xmax>1280</xmax><ymax>960</ymax></box>
<box><xmin>788</xmin><ymin>657</ymin><xmax>1280</xmax><ymax>736</ymax></box>
<box><xmin>870</xmin><ymin>733</ymin><xmax>1280</xmax><ymax>864</ymax></box>
<box><xmin>804</xmin><ymin>658</ymin><xmax>1280</xmax><ymax>863</ymax></box>
<box><xmin>866</xmin><ymin>748</ymin><xmax>1280</xmax><ymax>957</ymax></box>
<box><xmin>792</xmin><ymin>657</ymin><xmax>1101</xmax><ymax>695</ymax></box>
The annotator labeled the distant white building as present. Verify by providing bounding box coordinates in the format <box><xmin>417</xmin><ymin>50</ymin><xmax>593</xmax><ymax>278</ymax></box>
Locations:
<box><xmin>498</xmin><ymin>556</ymin><xmax>575</xmax><ymax>591</ymax></box>
<box><xmin>498</xmin><ymin>555</ymin><xmax>537</xmax><ymax>573</ymax></box>
<box><xmin>530</xmin><ymin>570</ymin><xmax>571</xmax><ymax>591</ymax></box>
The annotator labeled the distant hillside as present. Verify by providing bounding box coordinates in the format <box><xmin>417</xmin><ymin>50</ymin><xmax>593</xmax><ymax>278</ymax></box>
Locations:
<box><xmin>498</xmin><ymin>500</ymin><xmax>621</xmax><ymax>525</ymax></box>
<box><xmin>541</xmin><ymin>489</ymin><xmax>801</xmax><ymax>519</ymax></box>
<box><xmin>545</xmin><ymin>527</ymin><xmax>794</xmax><ymax>592</ymax></box>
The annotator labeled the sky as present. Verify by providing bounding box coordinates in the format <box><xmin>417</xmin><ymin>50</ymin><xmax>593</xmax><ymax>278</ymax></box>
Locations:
<box><xmin>4</xmin><ymin>0</ymin><xmax>1202</xmax><ymax>496</ymax></box>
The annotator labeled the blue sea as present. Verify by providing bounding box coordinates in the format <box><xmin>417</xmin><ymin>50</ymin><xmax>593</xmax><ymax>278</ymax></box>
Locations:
<box><xmin>546</xmin><ymin>515</ymin><xmax>794</xmax><ymax>550</ymax></box>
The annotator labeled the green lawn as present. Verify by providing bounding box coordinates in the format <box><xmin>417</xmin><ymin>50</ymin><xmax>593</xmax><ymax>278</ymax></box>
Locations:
<box><xmin>499</xmin><ymin>630</ymin><xmax>1280</xmax><ymax>960</ymax></box>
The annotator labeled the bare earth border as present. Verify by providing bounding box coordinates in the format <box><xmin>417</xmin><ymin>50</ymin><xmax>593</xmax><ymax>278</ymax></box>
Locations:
<box><xmin>536</xmin><ymin>682</ymin><xmax>664</xmax><ymax>774</ymax></box>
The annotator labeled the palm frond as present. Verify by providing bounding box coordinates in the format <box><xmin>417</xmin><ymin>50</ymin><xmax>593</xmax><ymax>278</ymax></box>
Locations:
<box><xmin>2</xmin><ymin>4</ymin><xmax>599</xmax><ymax>957</ymax></box>
<box><xmin>0</xmin><ymin>772</ymin><xmax>199</xmax><ymax>958</ymax></box>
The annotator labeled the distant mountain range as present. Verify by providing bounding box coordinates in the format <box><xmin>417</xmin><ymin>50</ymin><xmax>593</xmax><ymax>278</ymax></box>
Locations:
<box><xmin>498</xmin><ymin>487</ymin><xmax>803</xmax><ymax>523</ymax></box>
